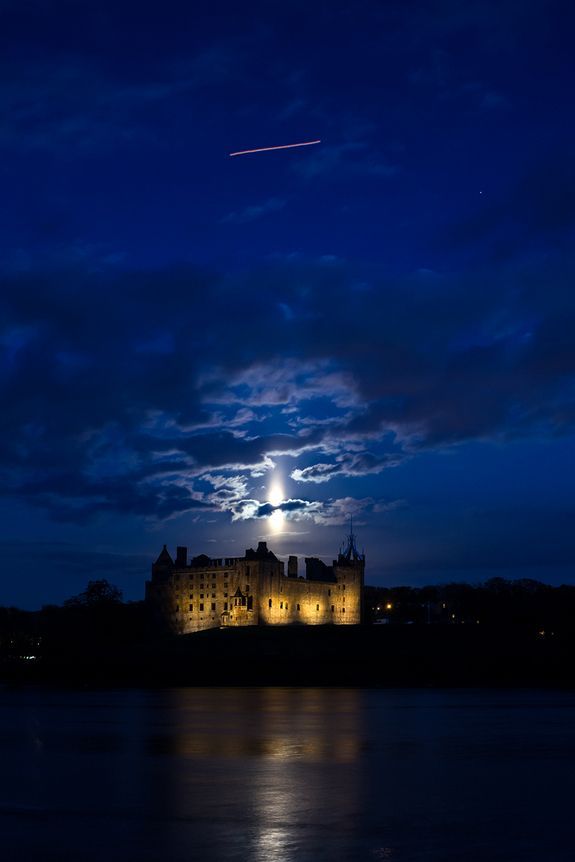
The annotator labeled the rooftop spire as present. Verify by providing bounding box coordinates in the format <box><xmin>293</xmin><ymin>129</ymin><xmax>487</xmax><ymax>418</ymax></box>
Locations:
<box><xmin>339</xmin><ymin>516</ymin><xmax>364</xmax><ymax>562</ymax></box>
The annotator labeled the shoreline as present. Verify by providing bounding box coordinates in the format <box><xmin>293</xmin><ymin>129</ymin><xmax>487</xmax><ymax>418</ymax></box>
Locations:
<box><xmin>2</xmin><ymin>624</ymin><xmax>574</xmax><ymax>689</ymax></box>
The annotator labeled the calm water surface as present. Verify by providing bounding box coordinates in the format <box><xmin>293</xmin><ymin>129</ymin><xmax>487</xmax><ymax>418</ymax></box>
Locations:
<box><xmin>1</xmin><ymin>687</ymin><xmax>574</xmax><ymax>861</ymax></box>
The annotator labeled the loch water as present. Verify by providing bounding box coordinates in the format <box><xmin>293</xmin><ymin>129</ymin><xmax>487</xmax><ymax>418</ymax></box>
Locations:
<box><xmin>1</xmin><ymin>687</ymin><xmax>574</xmax><ymax>861</ymax></box>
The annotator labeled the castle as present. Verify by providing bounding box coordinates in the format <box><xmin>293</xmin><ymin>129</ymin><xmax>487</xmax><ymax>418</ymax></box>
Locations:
<box><xmin>146</xmin><ymin>530</ymin><xmax>365</xmax><ymax>634</ymax></box>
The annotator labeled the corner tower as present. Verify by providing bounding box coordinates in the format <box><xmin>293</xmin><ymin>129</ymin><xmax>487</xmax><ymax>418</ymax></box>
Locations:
<box><xmin>332</xmin><ymin>520</ymin><xmax>365</xmax><ymax>624</ymax></box>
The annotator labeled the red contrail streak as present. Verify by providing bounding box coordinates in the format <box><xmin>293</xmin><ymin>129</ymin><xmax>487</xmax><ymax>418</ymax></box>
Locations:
<box><xmin>229</xmin><ymin>139</ymin><xmax>321</xmax><ymax>157</ymax></box>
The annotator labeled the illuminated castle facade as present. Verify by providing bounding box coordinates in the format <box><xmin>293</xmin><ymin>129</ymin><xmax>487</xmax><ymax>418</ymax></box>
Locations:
<box><xmin>146</xmin><ymin>531</ymin><xmax>365</xmax><ymax>634</ymax></box>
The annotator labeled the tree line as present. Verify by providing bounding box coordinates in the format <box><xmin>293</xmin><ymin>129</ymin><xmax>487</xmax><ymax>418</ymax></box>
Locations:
<box><xmin>364</xmin><ymin>577</ymin><xmax>575</xmax><ymax>632</ymax></box>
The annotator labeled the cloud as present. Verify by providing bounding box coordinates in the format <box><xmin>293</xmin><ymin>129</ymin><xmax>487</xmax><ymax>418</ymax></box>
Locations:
<box><xmin>293</xmin><ymin>141</ymin><xmax>399</xmax><ymax>179</ymax></box>
<box><xmin>0</xmin><ymin>48</ymin><xmax>237</xmax><ymax>153</ymax></box>
<box><xmin>310</xmin><ymin>496</ymin><xmax>401</xmax><ymax>527</ymax></box>
<box><xmin>291</xmin><ymin>452</ymin><xmax>404</xmax><ymax>483</ymax></box>
<box><xmin>201</xmin><ymin>358</ymin><xmax>360</xmax><ymax>409</ymax></box>
<box><xmin>228</xmin><ymin>494</ymin><xmax>395</xmax><ymax>526</ymax></box>
<box><xmin>290</xmin><ymin>463</ymin><xmax>341</xmax><ymax>484</ymax></box>
<box><xmin>1</xmin><ymin>191</ymin><xmax>575</xmax><ymax>525</ymax></box>
<box><xmin>220</xmin><ymin>198</ymin><xmax>287</xmax><ymax>225</ymax></box>
<box><xmin>229</xmin><ymin>497</ymin><xmax>321</xmax><ymax>521</ymax></box>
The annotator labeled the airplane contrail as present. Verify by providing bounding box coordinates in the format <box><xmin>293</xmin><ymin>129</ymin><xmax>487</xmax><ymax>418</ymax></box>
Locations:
<box><xmin>229</xmin><ymin>139</ymin><xmax>321</xmax><ymax>157</ymax></box>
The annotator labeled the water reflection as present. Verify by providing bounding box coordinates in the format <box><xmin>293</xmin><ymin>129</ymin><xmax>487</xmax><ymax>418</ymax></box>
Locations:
<box><xmin>2</xmin><ymin>688</ymin><xmax>575</xmax><ymax>861</ymax></box>
<box><xmin>158</xmin><ymin>688</ymin><xmax>362</xmax><ymax>861</ymax></box>
<box><xmin>148</xmin><ymin>687</ymin><xmax>361</xmax><ymax>762</ymax></box>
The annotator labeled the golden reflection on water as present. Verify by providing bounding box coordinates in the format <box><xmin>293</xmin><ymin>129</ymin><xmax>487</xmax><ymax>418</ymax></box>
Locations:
<box><xmin>153</xmin><ymin>688</ymin><xmax>363</xmax><ymax>860</ymax></box>
<box><xmin>153</xmin><ymin>687</ymin><xmax>362</xmax><ymax>762</ymax></box>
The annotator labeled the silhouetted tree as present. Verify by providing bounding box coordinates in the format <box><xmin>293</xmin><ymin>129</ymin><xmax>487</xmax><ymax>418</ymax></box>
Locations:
<box><xmin>64</xmin><ymin>579</ymin><xmax>123</xmax><ymax>608</ymax></box>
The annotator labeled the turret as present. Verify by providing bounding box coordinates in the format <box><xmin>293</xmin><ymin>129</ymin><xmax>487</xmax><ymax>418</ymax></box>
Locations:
<box><xmin>151</xmin><ymin>544</ymin><xmax>174</xmax><ymax>582</ymax></box>
<box><xmin>334</xmin><ymin>520</ymin><xmax>365</xmax><ymax>624</ymax></box>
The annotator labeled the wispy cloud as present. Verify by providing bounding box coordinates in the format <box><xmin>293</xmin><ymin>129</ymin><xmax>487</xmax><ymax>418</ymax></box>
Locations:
<box><xmin>293</xmin><ymin>141</ymin><xmax>399</xmax><ymax>179</ymax></box>
<box><xmin>291</xmin><ymin>452</ymin><xmax>404</xmax><ymax>483</ymax></box>
<box><xmin>0</xmin><ymin>48</ymin><xmax>237</xmax><ymax>153</ymax></box>
<box><xmin>220</xmin><ymin>197</ymin><xmax>287</xmax><ymax>225</ymax></box>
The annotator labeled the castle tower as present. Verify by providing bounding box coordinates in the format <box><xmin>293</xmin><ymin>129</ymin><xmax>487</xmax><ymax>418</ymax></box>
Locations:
<box><xmin>333</xmin><ymin>519</ymin><xmax>365</xmax><ymax>624</ymax></box>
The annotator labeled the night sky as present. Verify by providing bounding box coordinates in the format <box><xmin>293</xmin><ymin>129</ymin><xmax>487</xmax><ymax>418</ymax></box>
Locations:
<box><xmin>2</xmin><ymin>0</ymin><xmax>575</xmax><ymax>607</ymax></box>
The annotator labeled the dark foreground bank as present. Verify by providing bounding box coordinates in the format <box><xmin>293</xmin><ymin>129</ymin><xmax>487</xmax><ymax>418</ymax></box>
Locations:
<box><xmin>2</xmin><ymin>622</ymin><xmax>574</xmax><ymax>687</ymax></box>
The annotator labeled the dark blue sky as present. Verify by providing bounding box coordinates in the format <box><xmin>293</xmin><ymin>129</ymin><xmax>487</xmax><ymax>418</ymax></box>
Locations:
<box><xmin>2</xmin><ymin>0</ymin><xmax>575</xmax><ymax>607</ymax></box>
